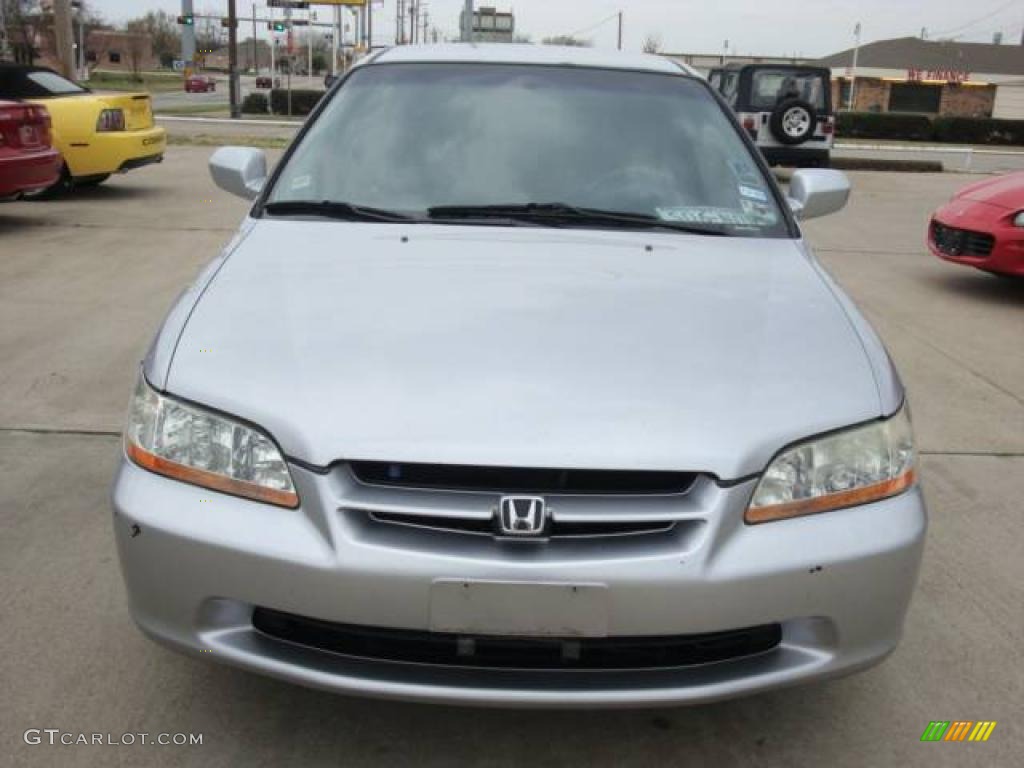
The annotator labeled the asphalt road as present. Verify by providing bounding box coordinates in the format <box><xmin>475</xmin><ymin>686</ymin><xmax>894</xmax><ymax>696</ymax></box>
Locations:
<box><xmin>1</xmin><ymin>150</ymin><xmax>1022</xmax><ymax>767</ymax></box>
<box><xmin>151</xmin><ymin>74</ymin><xmax>326</xmax><ymax>112</ymax></box>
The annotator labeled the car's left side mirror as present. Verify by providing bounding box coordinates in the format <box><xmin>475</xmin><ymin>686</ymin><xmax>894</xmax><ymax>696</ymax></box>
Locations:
<box><xmin>787</xmin><ymin>169</ymin><xmax>851</xmax><ymax>220</ymax></box>
<box><xmin>209</xmin><ymin>146</ymin><xmax>267</xmax><ymax>200</ymax></box>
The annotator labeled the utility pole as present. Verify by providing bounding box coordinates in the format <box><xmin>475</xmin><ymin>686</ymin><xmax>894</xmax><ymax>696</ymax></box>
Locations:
<box><xmin>75</xmin><ymin>1</ymin><xmax>86</xmax><ymax>79</ymax></box>
<box><xmin>251</xmin><ymin>4</ymin><xmax>257</xmax><ymax>74</ymax></box>
<box><xmin>367</xmin><ymin>0</ymin><xmax>373</xmax><ymax>49</ymax></box>
<box><xmin>397</xmin><ymin>0</ymin><xmax>404</xmax><ymax>45</ymax></box>
<box><xmin>227</xmin><ymin>0</ymin><xmax>239</xmax><ymax>118</ymax></box>
<box><xmin>617</xmin><ymin>11</ymin><xmax>622</xmax><ymax>50</ymax></box>
<box><xmin>53</xmin><ymin>0</ymin><xmax>75</xmax><ymax>78</ymax></box>
<box><xmin>332</xmin><ymin>4</ymin><xmax>339</xmax><ymax>73</ymax></box>
<box><xmin>847</xmin><ymin>22</ymin><xmax>861</xmax><ymax>112</ymax></box>
<box><xmin>422</xmin><ymin>9</ymin><xmax>428</xmax><ymax>43</ymax></box>
<box><xmin>181</xmin><ymin>0</ymin><xmax>196</xmax><ymax>63</ymax></box>
<box><xmin>462</xmin><ymin>0</ymin><xmax>473</xmax><ymax>42</ymax></box>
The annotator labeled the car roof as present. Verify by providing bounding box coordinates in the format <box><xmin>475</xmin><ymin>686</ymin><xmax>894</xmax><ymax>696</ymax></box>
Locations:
<box><xmin>716</xmin><ymin>63</ymin><xmax>831</xmax><ymax>75</ymax></box>
<box><xmin>370</xmin><ymin>43</ymin><xmax>698</xmax><ymax>77</ymax></box>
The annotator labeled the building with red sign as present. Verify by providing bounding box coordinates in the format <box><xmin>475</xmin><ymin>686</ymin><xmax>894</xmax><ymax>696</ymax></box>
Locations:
<box><xmin>818</xmin><ymin>36</ymin><xmax>1024</xmax><ymax>119</ymax></box>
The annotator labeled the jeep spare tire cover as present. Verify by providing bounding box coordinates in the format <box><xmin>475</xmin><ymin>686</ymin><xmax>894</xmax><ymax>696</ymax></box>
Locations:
<box><xmin>770</xmin><ymin>98</ymin><xmax>817</xmax><ymax>145</ymax></box>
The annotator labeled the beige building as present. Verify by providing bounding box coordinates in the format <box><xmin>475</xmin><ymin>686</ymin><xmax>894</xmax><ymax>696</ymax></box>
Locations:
<box><xmin>819</xmin><ymin>37</ymin><xmax>1024</xmax><ymax>119</ymax></box>
<box><xmin>83</xmin><ymin>30</ymin><xmax>157</xmax><ymax>73</ymax></box>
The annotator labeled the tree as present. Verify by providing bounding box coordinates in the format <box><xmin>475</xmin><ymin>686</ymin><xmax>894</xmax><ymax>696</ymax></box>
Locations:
<box><xmin>2</xmin><ymin>0</ymin><xmax>46</xmax><ymax>64</ymax></box>
<box><xmin>642</xmin><ymin>35</ymin><xmax>663</xmax><ymax>54</ymax></box>
<box><xmin>541</xmin><ymin>35</ymin><xmax>590</xmax><ymax>47</ymax></box>
<box><xmin>125</xmin><ymin>10</ymin><xmax>179</xmax><ymax>69</ymax></box>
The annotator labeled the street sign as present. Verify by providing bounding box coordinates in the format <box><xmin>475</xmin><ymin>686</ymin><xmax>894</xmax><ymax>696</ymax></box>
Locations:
<box><xmin>172</xmin><ymin>59</ymin><xmax>187</xmax><ymax>71</ymax></box>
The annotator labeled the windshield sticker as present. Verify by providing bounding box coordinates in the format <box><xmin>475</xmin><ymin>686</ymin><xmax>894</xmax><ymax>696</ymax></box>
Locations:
<box><xmin>739</xmin><ymin>184</ymin><xmax>769</xmax><ymax>203</ymax></box>
<box><xmin>740</xmin><ymin>199</ymin><xmax>778</xmax><ymax>225</ymax></box>
<box><xmin>290</xmin><ymin>174</ymin><xmax>312</xmax><ymax>191</ymax></box>
<box><xmin>656</xmin><ymin>206</ymin><xmax>764</xmax><ymax>227</ymax></box>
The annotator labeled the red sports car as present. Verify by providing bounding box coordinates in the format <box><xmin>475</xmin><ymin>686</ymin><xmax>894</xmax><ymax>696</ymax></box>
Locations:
<box><xmin>0</xmin><ymin>99</ymin><xmax>62</xmax><ymax>200</ymax></box>
<box><xmin>928</xmin><ymin>172</ymin><xmax>1024</xmax><ymax>277</ymax></box>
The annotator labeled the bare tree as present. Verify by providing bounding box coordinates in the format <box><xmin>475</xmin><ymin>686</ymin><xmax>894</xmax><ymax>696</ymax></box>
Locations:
<box><xmin>125</xmin><ymin>10</ymin><xmax>179</xmax><ymax>68</ymax></box>
<box><xmin>2</xmin><ymin>0</ymin><xmax>46</xmax><ymax>64</ymax></box>
<box><xmin>123</xmin><ymin>19</ymin><xmax>149</xmax><ymax>79</ymax></box>
<box><xmin>642</xmin><ymin>35</ymin><xmax>663</xmax><ymax>54</ymax></box>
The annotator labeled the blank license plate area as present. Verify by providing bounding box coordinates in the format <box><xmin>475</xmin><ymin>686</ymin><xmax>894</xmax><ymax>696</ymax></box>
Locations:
<box><xmin>430</xmin><ymin>580</ymin><xmax>608</xmax><ymax>638</ymax></box>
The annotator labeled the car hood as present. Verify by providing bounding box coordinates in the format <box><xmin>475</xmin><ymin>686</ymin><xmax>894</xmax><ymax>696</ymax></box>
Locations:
<box><xmin>956</xmin><ymin>171</ymin><xmax>1024</xmax><ymax>210</ymax></box>
<box><xmin>165</xmin><ymin>221</ymin><xmax>882</xmax><ymax>479</ymax></box>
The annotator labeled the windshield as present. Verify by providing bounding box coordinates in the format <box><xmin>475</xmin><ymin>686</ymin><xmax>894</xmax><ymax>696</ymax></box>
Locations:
<box><xmin>268</xmin><ymin>63</ymin><xmax>787</xmax><ymax>238</ymax></box>
<box><xmin>749</xmin><ymin>69</ymin><xmax>826</xmax><ymax>111</ymax></box>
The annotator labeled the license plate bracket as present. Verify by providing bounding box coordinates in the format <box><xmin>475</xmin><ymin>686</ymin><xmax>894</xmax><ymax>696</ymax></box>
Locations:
<box><xmin>429</xmin><ymin>579</ymin><xmax>609</xmax><ymax>637</ymax></box>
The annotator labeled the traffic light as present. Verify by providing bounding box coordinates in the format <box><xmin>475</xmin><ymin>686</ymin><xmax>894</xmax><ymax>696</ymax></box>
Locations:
<box><xmin>176</xmin><ymin>15</ymin><xmax>194</xmax><ymax>27</ymax></box>
<box><xmin>268</xmin><ymin>21</ymin><xmax>287</xmax><ymax>32</ymax></box>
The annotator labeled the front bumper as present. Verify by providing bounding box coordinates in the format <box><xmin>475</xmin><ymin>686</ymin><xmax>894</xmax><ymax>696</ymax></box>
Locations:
<box><xmin>112</xmin><ymin>456</ymin><xmax>927</xmax><ymax>708</ymax></box>
<box><xmin>64</xmin><ymin>126</ymin><xmax>167</xmax><ymax>178</ymax></box>
<box><xmin>929</xmin><ymin>215</ymin><xmax>1024</xmax><ymax>277</ymax></box>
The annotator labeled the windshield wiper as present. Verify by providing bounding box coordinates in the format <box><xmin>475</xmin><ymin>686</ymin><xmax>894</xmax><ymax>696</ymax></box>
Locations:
<box><xmin>263</xmin><ymin>200</ymin><xmax>414</xmax><ymax>223</ymax></box>
<box><xmin>427</xmin><ymin>202</ymin><xmax>733</xmax><ymax>236</ymax></box>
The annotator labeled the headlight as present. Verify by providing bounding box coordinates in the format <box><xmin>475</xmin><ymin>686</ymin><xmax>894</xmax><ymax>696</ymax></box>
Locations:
<box><xmin>1013</xmin><ymin>212</ymin><xmax>1024</xmax><ymax>227</ymax></box>
<box><xmin>746</xmin><ymin>405</ymin><xmax>916</xmax><ymax>524</ymax></box>
<box><xmin>125</xmin><ymin>374</ymin><xmax>299</xmax><ymax>508</ymax></box>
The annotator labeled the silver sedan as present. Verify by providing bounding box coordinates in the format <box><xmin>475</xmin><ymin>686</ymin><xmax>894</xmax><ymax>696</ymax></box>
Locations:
<box><xmin>112</xmin><ymin>44</ymin><xmax>926</xmax><ymax>708</ymax></box>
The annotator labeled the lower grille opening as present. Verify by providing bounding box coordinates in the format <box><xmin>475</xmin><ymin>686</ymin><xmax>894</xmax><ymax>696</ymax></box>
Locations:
<box><xmin>368</xmin><ymin>510</ymin><xmax>675</xmax><ymax>539</ymax></box>
<box><xmin>931</xmin><ymin>220</ymin><xmax>995</xmax><ymax>257</ymax></box>
<box><xmin>252</xmin><ymin>608</ymin><xmax>782</xmax><ymax>671</ymax></box>
<box><xmin>349</xmin><ymin>461</ymin><xmax>697</xmax><ymax>495</ymax></box>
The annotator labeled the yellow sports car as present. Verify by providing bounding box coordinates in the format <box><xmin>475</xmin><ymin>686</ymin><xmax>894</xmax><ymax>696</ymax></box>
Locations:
<box><xmin>0</xmin><ymin>63</ymin><xmax>166</xmax><ymax>194</ymax></box>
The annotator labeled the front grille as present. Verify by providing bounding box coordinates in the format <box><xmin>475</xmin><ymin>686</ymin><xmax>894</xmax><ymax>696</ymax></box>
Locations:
<box><xmin>931</xmin><ymin>220</ymin><xmax>995</xmax><ymax>257</ymax></box>
<box><xmin>366</xmin><ymin>510</ymin><xmax>675</xmax><ymax>539</ymax></box>
<box><xmin>252</xmin><ymin>607</ymin><xmax>782</xmax><ymax>671</ymax></box>
<box><xmin>349</xmin><ymin>461</ymin><xmax>697</xmax><ymax>495</ymax></box>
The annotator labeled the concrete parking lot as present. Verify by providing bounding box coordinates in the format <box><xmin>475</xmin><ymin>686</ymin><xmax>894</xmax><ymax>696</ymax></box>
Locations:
<box><xmin>1</xmin><ymin>147</ymin><xmax>1021</xmax><ymax>767</ymax></box>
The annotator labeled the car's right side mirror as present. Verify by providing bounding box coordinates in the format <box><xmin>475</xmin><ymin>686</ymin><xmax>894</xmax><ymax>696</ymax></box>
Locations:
<box><xmin>787</xmin><ymin>169</ymin><xmax>851</xmax><ymax>220</ymax></box>
<box><xmin>209</xmin><ymin>146</ymin><xmax>268</xmax><ymax>200</ymax></box>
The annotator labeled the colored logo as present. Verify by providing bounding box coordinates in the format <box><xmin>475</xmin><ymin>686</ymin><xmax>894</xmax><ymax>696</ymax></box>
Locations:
<box><xmin>920</xmin><ymin>721</ymin><xmax>997</xmax><ymax>742</ymax></box>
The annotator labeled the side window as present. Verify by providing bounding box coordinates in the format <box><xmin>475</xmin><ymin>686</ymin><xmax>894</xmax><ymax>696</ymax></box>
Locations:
<box><xmin>721</xmin><ymin>72</ymin><xmax>739</xmax><ymax>108</ymax></box>
<box><xmin>708</xmin><ymin>71</ymin><xmax>722</xmax><ymax>92</ymax></box>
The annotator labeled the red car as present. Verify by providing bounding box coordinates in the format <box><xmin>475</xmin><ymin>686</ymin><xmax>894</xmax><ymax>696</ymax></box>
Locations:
<box><xmin>185</xmin><ymin>75</ymin><xmax>216</xmax><ymax>93</ymax></box>
<box><xmin>928</xmin><ymin>172</ymin><xmax>1024</xmax><ymax>277</ymax></box>
<box><xmin>0</xmin><ymin>100</ymin><xmax>62</xmax><ymax>200</ymax></box>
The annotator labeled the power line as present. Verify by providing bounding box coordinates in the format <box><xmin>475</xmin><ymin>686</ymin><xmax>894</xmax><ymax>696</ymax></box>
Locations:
<box><xmin>929</xmin><ymin>0</ymin><xmax>1018</xmax><ymax>37</ymax></box>
<box><xmin>564</xmin><ymin>12</ymin><xmax>620</xmax><ymax>41</ymax></box>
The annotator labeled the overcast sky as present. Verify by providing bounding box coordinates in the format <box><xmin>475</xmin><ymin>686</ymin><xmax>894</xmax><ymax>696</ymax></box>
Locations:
<box><xmin>91</xmin><ymin>1</ymin><xmax>1024</xmax><ymax>57</ymax></box>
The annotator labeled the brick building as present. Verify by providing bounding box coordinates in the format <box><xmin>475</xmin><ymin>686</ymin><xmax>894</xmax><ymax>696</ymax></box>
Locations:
<box><xmin>818</xmin><ymin>37</ymin><xmax>1024</xmax><ymax>119</ymax></box>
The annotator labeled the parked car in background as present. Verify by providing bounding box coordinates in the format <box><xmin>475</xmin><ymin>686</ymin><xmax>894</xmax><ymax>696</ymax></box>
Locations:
<box><xmin>0</xmin><ymin>99</ymin><xmax>62</xmax><ymax>200</ymax></box>
<box><xmin>709</xmin><ymin>64</ymin><xmax>834</xmax><ymax>168</ymax></box>
<box><xmin>113</xmin><ymin>45</ymin><xmax>926</xmax><ymax>708</ymax></box>
<box><xmin>324</xmin><ymin>73</ymin><xmax>338</xmax><ymax>89</ymax></box>
<box><xmin>255</xmin><ymin>76</ymin><xmax>273</xmax><ymax>89</ymax></box>
<box><xmin>928</xmin><ymin>172</ymin><xmax>1024</xmax><ymax>277</ymax></box>
<box><xmin>185</xmin><ymin>75</ymin><xmax>216</xmax><ymax>93</ymax></box>
<box><xmin>0</xmin><ymin>63</ymin><xmax>166</xmax><ymax>195</ymax></box>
